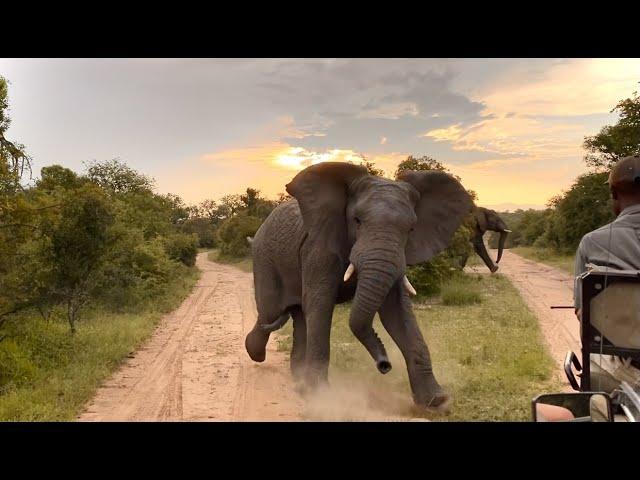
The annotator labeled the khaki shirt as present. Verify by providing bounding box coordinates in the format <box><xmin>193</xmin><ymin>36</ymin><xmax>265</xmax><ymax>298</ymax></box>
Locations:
<box><xmin>574</xmin><ymin>204</ymin><xmax>640</xmax><ymax>308</ymax></box>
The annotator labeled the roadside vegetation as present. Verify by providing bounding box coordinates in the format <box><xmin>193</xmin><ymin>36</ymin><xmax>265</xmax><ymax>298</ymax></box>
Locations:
<box><xmin>0</xmin><ymin>77</ymin><xmax>202</xmax><ymax>419</ymax></box>
<box><xmin>0</xmin><ymin>270</ymin><xmax>198</xmax><ymax>420</ymax></box>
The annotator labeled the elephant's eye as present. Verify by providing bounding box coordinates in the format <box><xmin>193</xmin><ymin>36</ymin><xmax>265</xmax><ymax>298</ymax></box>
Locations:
<box><xmin>354</xmin><ymin>217</ymin><xmax>361</xmax><ymax>226</ymax></box>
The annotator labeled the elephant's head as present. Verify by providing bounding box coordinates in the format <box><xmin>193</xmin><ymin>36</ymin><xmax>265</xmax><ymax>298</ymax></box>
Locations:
<box><xmin>286</xmin><ymin>162</ymin><xmax>473</xmax><ymax>373</ymax></box>
<box><xmin>473</xmin><ymin>207</ymin><xmax>511</xmax><ymax>272</ymax></box>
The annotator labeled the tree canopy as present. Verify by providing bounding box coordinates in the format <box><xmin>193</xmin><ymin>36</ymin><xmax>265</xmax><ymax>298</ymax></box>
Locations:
<box><xmin>584</xmin><ymin>90</ymin><xmax>640</xmax><ymax>169</ymax></box>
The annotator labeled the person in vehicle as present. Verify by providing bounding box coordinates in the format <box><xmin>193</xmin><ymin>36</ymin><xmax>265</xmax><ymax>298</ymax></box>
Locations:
<box><xmin>573</xmin><ymin>155</ymin><xmax>640</xmax><ymax>392</ymax></box>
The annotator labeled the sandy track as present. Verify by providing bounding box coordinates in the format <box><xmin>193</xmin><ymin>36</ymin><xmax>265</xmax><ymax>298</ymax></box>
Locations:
<box><xmin>467</xmin><ymin>250</ymin><xmax>580</xmax><ymax>386</ymax></box>
<box><xmin>79</xmin><ymin>252</ymin><xmax>427</xmax><ymax>422</ymax></box>
<box><xmin>79</xmin><ymin>252</ymin><xmax>303</xmax><ymax>421</ymax></box>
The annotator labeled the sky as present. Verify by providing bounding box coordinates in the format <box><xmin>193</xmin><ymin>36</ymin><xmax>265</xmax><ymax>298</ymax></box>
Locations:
<box><xmin>1</xmin><ymin>58</ymin><xmax>639</xmax><ymax>210</ymax></box>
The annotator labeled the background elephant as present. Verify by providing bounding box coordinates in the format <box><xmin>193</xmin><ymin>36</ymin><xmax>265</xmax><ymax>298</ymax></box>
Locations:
<box><xmin>244</xmin><ymin>162</ymin><xmax>473</xmax><ymax>411</ymax></box>
<box><xmin>468</xmin><ymin>207</ymin><xmax>511</xmax><ymax>273</ymax></box>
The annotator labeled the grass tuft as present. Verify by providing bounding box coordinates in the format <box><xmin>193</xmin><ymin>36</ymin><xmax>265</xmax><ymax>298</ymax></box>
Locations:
<box><xmin>441</xmin><ymin>274</ymin><xmax>483</xmax><ymax>306</ymax></box>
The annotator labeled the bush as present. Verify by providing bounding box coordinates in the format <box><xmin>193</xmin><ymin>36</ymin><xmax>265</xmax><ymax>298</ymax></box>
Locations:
<box><xmin>0</xmin><ymin>338</ymin><xmax>38</xmax><ymax>393</ymax></box>
<box><xmin>441</xmin><ymin>275</ymin><xmax>483</xmax><ymax>305</ymax></box>
<box><xmin>541</xmin><ymin>172</ymin><xmax>614</xmax><ymax>252</ymax></box>
<box><xmin>216</xmin><ymin>214</ymin><xmax>262</xmax><ymax>258</ymax></box>
<box><xmin>164</xmin><ymin>233</ymin><xmax>198</xmax><ymax>267</ymax></box>
<box><xmin>407</xmin><ymin>219</ymin><xmax>474</xmax><ymax>295</ymax></box>
<box><xmin>407</xmin><ymin>254</ymin><xmax>455</xmax><ymax>296</ymax></box>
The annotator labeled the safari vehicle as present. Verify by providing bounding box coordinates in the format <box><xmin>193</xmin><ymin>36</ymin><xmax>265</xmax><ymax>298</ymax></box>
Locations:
<box><xmin>532</xmin><ymin>267</ymin><xmax>640</xmax><ymax>422</ymax></box>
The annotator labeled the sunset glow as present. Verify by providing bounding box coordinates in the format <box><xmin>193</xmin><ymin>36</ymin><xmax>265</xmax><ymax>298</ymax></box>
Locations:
<box><xmin>1</xmin><ymin>58</ymin><xmax>639</xmax><ymax>209</ymax></box>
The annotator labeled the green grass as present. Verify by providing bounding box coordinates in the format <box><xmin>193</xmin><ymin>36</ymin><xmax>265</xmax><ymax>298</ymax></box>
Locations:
<box><xmin>441</xmin><ymin>275</ymin><xmax>483</xmax><ymax>305</ymax></box>
<box><xmin>277</xmin><ymin>273</ymin><xmax>560</xmax><ymax>421</ymax></box>
<box><xmin>207</xmin><ymin>249</ymin><xmax>253</xmax><ymax>272</ymax></box>
<box><xmin>511</xmin><ymin>246</ymin><xmax>574</xmax><ymax>275</ymax></box>
<box><xmin>0</xmin><ymin>267</ymin><xmax>200</xmax><ymax>421</ymax></box>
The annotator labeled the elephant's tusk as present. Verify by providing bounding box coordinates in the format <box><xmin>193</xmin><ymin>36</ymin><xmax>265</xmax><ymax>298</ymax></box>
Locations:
<box><xmin>344</xmin><ymin>263</ymin><xmax>355</xmax><ymax>282</ymax></box>
<box><xmin>403</xmin><ymin>276</ymin><xmax>417</xmax><ymax>296</ymax></box>
<box><xmin>503</xmin><ymin>229</ymin><xmax>512</xmax><ymax>233</ymax></box>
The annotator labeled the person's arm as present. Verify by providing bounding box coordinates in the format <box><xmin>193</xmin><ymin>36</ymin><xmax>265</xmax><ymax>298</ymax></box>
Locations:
<box><xmin>573</xmin><ymin>238</ymin><xmax>588</xmax><ymax>316</ymax></box>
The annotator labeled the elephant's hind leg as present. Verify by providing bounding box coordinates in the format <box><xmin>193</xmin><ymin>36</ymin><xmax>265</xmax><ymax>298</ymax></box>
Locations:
<box><xmin>245</xmin><ymin>310</ymin><xmax>288</xmax><ymax>362</ymax></box>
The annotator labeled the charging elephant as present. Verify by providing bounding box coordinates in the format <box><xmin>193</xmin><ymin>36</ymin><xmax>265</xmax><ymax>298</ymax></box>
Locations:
<box><xmin>244</xmin><ymin>162</ymin><xmax>473</xmax><ymax>411</ymax></box>
<box><xmin>469</xmin><ymin>207</ymin><xmax>511</xmax><ymax>273</ymax></box>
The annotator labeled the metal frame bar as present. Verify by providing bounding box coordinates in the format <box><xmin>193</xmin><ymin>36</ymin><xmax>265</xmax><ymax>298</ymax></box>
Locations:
<box><xmin>579</xmin><ymin>272</ymin><xmax>640</xmax><ymax>391</ymax></box>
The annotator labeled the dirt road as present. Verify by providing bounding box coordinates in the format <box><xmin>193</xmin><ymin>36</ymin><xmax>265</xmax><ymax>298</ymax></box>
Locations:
<box><xmin>79</xmin><ymin>252</ymin><xmax>304</xmax><ymax>421</ymax></box>
<box><xmin>79</xmin><ymin>253</ymin><xmax>417</xmax><ymax>421</ymax></box>
<box><xmin>467</xmin><ymin>249</ymin><xmax>580</xmax><ymax>385</ymax></box>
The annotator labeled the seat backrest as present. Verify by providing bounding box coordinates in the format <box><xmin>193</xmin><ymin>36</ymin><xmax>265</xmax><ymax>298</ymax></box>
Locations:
<box><xmin>590</xmin><ymin>282</ymin><xmax>640</xmax><ymax>349</ymax></box>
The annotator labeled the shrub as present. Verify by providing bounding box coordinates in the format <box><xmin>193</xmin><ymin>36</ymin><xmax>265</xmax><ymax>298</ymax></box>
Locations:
<box><xmin>216</xmin><ymin>214</ymin><xmax>262</xmax><ymax>258</ymax></box>
<box><xmin>407</xmin><ymin>254</ymin><xmax>455</xmax><ymax>296</ymax></box>
<box><xmin>0</xmin><ymin>338</ymin><xmax>38</xmax><ymax>392</ymax></box>
<box><xmin>164</xmin><ymin>233</ymin><xmax>198</xmax><ymax>267</ymax></box>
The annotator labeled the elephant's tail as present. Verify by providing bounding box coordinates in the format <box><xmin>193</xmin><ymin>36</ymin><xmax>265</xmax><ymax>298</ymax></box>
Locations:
<box><xmin>259</xmin><ymin>312</ymin><xmax>290</xmax><ymax>332</ymax></box>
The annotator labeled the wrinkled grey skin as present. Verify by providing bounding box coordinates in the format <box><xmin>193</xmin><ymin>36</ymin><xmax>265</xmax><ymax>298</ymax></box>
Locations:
<box><xmin>244</xmin><ymin>162</ymin><xmax>473</xmax><ymax>410</ymax></box>
<box><xmin>471</xmin><ymin>207</ymin><xmax>510</xmax><ymax>273</ymax></box>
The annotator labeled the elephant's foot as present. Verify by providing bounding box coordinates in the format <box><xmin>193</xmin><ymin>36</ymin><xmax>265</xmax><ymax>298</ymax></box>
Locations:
<box><xmin>245</xmin><ymin>327</ymin><xmax>270</xmax><ymax>362</ymax></box>
<box><xmin>411</xmin><ymin>392</ymin><xmax>453</xmax><ymax>416</ymax></box>
<box><xmin>490</xmin><ymin>265</ymin><xmax>499</xmax><ymax>273</ymax></box>
<box><xmin>292</xmin><ymin>378</ymin><xmax>309</xmax><ymax>396</ymax></box>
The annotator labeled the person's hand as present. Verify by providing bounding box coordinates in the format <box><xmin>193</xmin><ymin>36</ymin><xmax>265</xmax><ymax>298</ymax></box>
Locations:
<box><xmin>536</xmin><ymin>403</ymin><xmax>576</xmax><ymax>422</ymax></box>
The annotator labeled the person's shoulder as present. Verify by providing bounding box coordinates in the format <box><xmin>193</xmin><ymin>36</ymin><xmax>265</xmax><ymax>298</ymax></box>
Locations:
<box><xmin>578</xmin><ymin>223</ymin><xmax>612</xmax><ymax>248</ymax></box>
<box><xmin>579</xmin><ymin>221</ymin><xmax>618</xmax><ymax>249</ymax></box>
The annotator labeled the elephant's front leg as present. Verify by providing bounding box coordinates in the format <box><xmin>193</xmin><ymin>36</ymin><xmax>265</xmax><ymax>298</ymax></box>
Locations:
<box><xmin>378</xmin><ymin>282</ymin><xmax>452</xmax><ymax>412</ymax></box>
<box><xmin>289</xmin><ymin>306</ymin><xmax>306</xmax><ymax>381</ymax></box>
<box><xmin>300</xmin><ymin>255</ymin><xmax>341</xmax><ymax>391</ymax></box>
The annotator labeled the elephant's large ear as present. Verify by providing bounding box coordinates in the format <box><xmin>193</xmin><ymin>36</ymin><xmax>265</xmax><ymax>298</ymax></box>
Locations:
<box><xmin>286</xmin><ymin>162</ymin><xmax>368</xmax><ymax>254</ymax></box>
<box><xmin>475</xmin><ymin>207</ymin><xmax>489</xmax><ymax>232</ymax></box>
<box><xmin>398</xmin><ymin>170</ymin><xmax>473</xmax><ymax>265</ymax></box>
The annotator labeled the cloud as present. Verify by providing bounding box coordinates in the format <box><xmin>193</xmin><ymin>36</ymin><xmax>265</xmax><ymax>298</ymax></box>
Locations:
<box><xmin>3</xmin><ymin>58</ymin><xmax>638</xmax><ymax>209</ymax></box>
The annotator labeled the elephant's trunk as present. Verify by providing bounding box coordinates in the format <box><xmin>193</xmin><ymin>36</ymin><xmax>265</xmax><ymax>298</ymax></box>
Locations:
<box><xmin>496</xmin><ymin>230</ymin><xmax>509</xmax><ymax>264</ymax></box>
<box><xmin>348</xmin><ymin>258</ymin><xmax>399</xmax><ymax>374</ymax></box>
<box><xmin>473</xmin><ymin>233</ymin><xmax>498</xmax><ymax>273</ymax></box>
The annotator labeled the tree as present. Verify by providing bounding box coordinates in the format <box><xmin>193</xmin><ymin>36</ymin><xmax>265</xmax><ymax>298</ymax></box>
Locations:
<box><xmin>49</xmin><ymin>184</ymin><xmax>115</xmax><ymax>332</ymax></box>
<box><xmin>37</xmin><ymin>165</ymin><xmax>81</xmax><ymax>192</ymax></box>
<box><xmin>196</xmin><ymin>199</ymin><xmax>219</xmax><ymax>223</ymax></box>
<box><xmin>394</xmin><ymin>155</ymin><xmax>447</xmax><ymax>179</ymax></box>
<box><xmin>584</xmin><ymin>89</ymin><xmax>640</xmax><ymax>169</ymax></box>
<box><xmin>181</xmin><ymin>216</ymin><xmax>217</xmax><ymax>248</ymax></box>
<box><xmin>0</xmin><ymin>77</ymin><xmax>32</xmax><ymax>193</ymax></box>
<box><xmin>541</xmin><ymin>172</ymin><xmax>614</xmax><ymax>252</ymax></box>
<box><xmin>218</xmin><ymin>194</ymin><xmax>244</xmax><ymax>217</ymax></box>
<box><xmin>85</xmin><ymin>158</ymin><xmax>154</xmax><ymax>194</ymax></box>
<box><xmin>360</xmin><ymin>158</ymin><xmax>385</xmax><ymax>177</ymax></box>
